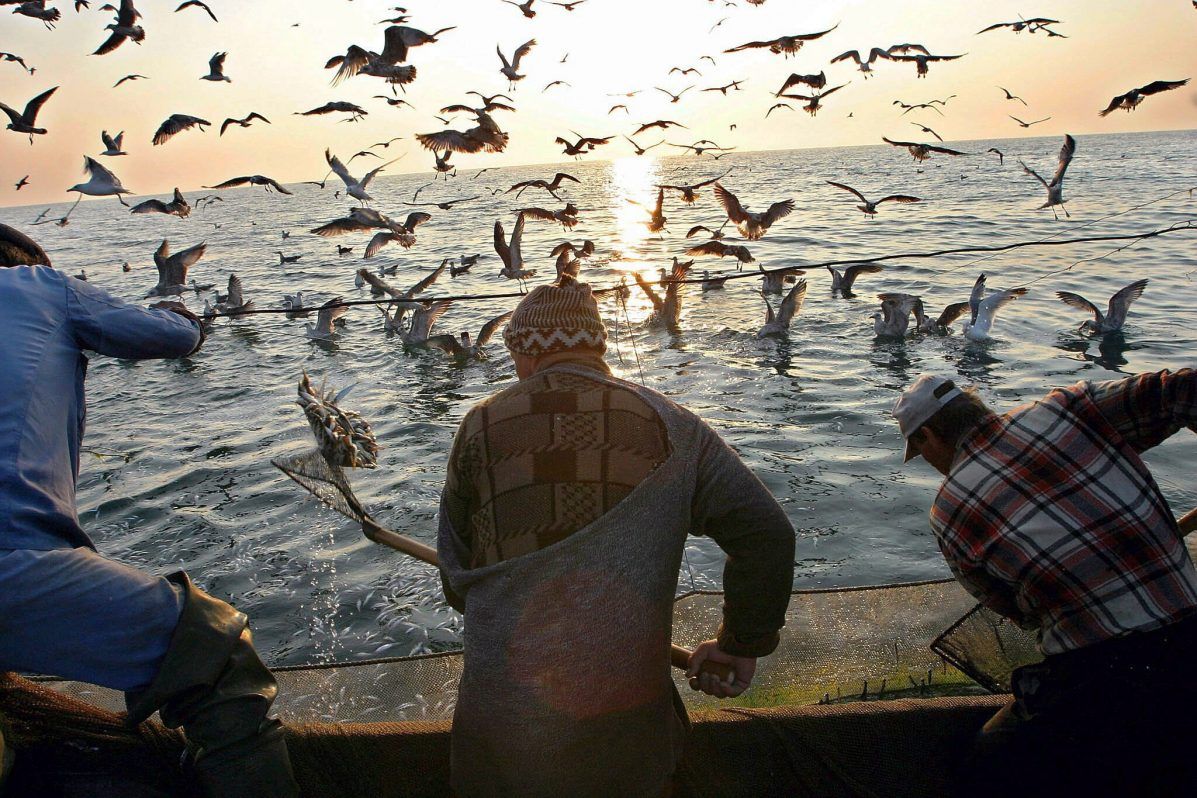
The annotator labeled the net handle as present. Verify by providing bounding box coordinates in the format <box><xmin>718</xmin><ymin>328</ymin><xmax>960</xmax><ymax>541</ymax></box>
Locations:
<box><xmin>359</xmin><ymin>519</ymin><xmax>732</xmax><ymax>681</ymax></box>
<box><xmin>1178</xmin><ymin>506</ymin><xmax>1197</xmax><ymax>536</ymax></box>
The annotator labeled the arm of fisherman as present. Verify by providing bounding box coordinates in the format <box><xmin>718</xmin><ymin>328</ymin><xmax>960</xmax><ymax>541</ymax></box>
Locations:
<box><xmin>931</xmin><ymin>515</ymin><xmax>1031</xmax><ymax>628</ymax></box>
<box><xmin>66</xmin><ymin>278</ymin><xmax>202</xmax><ymax>359</ymax></box>
<box><xmin>687</xmin><ymin>420</ymin><xmax>796</xmax><ymax>696</ymax></box>
<box><xmin>1087</xmin><ymin>368</ymin><xmax>1197</xmax><ymax>454</ymax></box>
<box><xmin>437</xmin><ymin>415</ymin><xmax>476</xmax><ymax>614</ymax></box>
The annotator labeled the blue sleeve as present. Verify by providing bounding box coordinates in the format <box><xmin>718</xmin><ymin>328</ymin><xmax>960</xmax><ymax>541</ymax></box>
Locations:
<box><xmin>65</xmin><ymin>277</ymin><xmax>200</xmax><ymax>359</ymax></box>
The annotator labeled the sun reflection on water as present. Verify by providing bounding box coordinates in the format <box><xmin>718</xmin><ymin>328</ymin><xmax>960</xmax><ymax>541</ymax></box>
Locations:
<box><xmin>608</xmin><ymin>156</ymin><xmax>668</xmax><ymax>277</ymax></box>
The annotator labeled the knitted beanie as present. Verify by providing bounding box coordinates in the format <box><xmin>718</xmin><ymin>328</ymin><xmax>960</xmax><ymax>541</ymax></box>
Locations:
<box><xmin>503</xmin><ymin>279</ymin><xmax>607</xmax><ymax>357</ymax></box>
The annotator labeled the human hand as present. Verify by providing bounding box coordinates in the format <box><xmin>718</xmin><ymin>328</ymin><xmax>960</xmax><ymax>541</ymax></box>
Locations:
<box><xmin>686</xmin><ymin>639</ymin><xmax>756</xmax><ymax>698</ymax></box>
<box><xmin>149</xmin><ymin>301</ymin><xmax>205</xmax><ymax>354</ymax></box>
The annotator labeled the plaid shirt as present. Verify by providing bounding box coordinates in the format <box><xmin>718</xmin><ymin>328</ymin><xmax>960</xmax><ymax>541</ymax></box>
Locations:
<box><xmin>930</xmin><ymin>369</ymin><xmax>1197</xmax><ymax>655</ymax></box>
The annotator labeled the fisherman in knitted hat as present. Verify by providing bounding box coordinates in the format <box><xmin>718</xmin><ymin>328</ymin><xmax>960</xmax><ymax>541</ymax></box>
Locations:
<box><xmin>437</xmin><ymin>275</ymin><xmax>795</xmax><ymax>797</ymax></box>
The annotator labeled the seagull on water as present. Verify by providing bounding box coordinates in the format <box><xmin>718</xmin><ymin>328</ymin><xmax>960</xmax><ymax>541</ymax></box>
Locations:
<box><xmin>427</xmin><ymin>310</ymin><xmax>515</xmax><ymax>361</ymax></box>
<box><xmin>760</xmin><ymin>264</ymin><xmax>803</xmax><ymax>294</ymax></box>
<box><xmin>963</xmin><ymin>273</ymin><xmax>1028</xmax><ymax>342</ymax></box>
<box><xmin>915</xmin><ymin>301</ymin><xmax>970</xmax><ymax>333</ymax></box>
<box><xmin>402</xmin><ymin>300</ymin><xmax>454</xmax><ymax>349</ymax></box>
<box><xmin>305</xmin><ymin>297</ymin><xmax>347</xmax><ymax>340</ymax></box>
<box><xmin>147</xmin><ymin>239</ymin><xmax>206</xmax><ymax>297</ymax></box>
<box><xmin>758</xmin><ymin>279</ymin><xmax>807</xmax><ymax>338</ymax></box>
<box><xmin>701</xmin><ymin>271</ymin><xmax>729</xmax><ymax>292</ymax></box>
<box><xmin>634</xmin><ymin>258</ymin><xmax>692</xmax><ymax>330</ymax></box>
<box><xmin>827</xmin><ymin>263</ymin><xmax>883</xmax><ymax>297</ymax></box>
<box><xmin>873</xmin><ymin>293</ymin><xmax>920</xmax><ymax>337</ymax></box>
<box><xmin>1019</xmin><ymin>134</ymin><xmax>1075</xmax><ymax>219</ymax></box>
<box><xmin>1056</xmin><ymin>279</ymin><xmax>1148</xmax><ymax>335</ymax></box>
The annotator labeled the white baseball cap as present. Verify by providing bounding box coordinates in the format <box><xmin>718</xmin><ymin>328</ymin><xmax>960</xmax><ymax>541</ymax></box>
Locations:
<box><xmin>892</xmin><ymin>375</ymin><xmax>962</xmax><ymax>462</ymax></box>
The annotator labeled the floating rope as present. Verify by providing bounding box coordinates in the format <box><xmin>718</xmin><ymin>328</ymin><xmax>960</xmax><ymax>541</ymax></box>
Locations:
<box><xmin>205</xmin><ymin>218</ymin><xmax>1197</xmax><ymax>319</ymax></box>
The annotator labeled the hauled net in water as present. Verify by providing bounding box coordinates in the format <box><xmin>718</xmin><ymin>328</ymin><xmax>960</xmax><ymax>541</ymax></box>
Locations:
<box><xmin>38</xmin><ymin>577</ymin><xmax>1044</xmax><ymax>724</ymax></box>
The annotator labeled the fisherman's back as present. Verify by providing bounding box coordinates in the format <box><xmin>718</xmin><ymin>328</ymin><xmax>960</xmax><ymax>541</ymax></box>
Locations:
<box><xmin>0</xmin><ymin>264</ymin><xmax>198</xmax><ymax>550</ymax></box>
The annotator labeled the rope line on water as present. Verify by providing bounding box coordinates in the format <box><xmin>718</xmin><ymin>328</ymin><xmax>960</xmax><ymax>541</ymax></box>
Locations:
<box><xmin>206</xmin><ymin>218</ymin><xmax>1197</xmax><ymax>319</ymax></box>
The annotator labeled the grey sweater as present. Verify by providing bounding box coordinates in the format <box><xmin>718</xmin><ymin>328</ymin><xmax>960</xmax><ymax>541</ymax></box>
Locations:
<box><xmin>438</xmin><ymin>364</ymin><xmax>795</xmax><ymax>797</ymax></box>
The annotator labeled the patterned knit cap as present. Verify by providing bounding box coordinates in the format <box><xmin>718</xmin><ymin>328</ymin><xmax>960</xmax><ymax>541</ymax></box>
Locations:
<box><xmin>503</xmin><ymin>278</ymin><xmax>607</xmax><ymax>357</ymax></box>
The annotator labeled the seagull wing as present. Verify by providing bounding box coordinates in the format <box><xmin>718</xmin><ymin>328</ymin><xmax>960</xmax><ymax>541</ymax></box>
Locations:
<box><xmin>379</xmin><ymin>26</ymin><xmax>413</xmax><ymax>64</ymax></box>
<box><xmin>936</xmin><ymin>301</ymin><xmax>970</xmax><ymax>328</ymax></box>
<box><xmin>82</xmin><ymin>155</ymin><xmax>121</xmax><ymax>185</ymax></box>
<box><xmin>316</xmin><ymin>297</ymin><xmax>347</xmax><ymax>334</ymax></box>
<box><xmin>94</xmin><ymin>31</ymin><xmax>127</xmax><ymax>56</ymax></box>
<box><xmin>153</xmin><ymin>239</ymin><xmax>170</xmax><ymax>278</ymax></box>
<box><xmin>412</xmin><ymin>300</ymin><xmax>453</xmax><ymax>340</ymax></box>
<box><xmin>1098</xmin><ymin>92</ymin><xmax>1130</xmax><ymax>117</ymax></box>
<box><xmin>511</xmin><ymin>39</ymin><xmax>536</xmax><ymax>69</ymax></box>
<box><xmin>1056</xmin><ymin>290</ymin><xmax>1101</xmax><ymax>322</ymax></box>
<box><xmin>130</xmin><ymin>198</ymin><xmax>169</xmax><ymax>214</ymax></box>
<box><xmin>977</xmin><ymin>287</ymin><xmax>1028</xmax><ymax>326</ymax></box>
<box><xmin>826</xmin><ymin>181</ymin><xmax>867</xmax><ymax>202</ymax></box>
<box><xmin>968</xmin><ymin>273</ymin><xmax>986</xmax><ymax>324</ymax></box>
<box><xmin>22</xmin><ymin>86</ymin><xmax>58</xmax><ymax>124</ymax></box>
<box><xmin>326</xmin><ymin>149</ymin><xmax>354</xmax><ymax>186</ymax></box>
<box><xmin>364</xmin><ymin>232</ymin><xmax>395</xmax><ymax>259</ymax></box>
<box><xmin>840</xmin><ymin>263</ymin><xmax>883</xmax><ymax>292</ymax></box>
<box><xmin>424</xmin><ymin>334</ymin><xmax>465</xmax><ymax>356</ymax></box>
<box><xmin>359</xmin><ymin>269</ymin><xmax>402</xmax><ymax>299</ymax></box>
<box><xmin>830</xmin><ymin>50</ymin><xmax>862</xmax><ymax>65</ymax></box>
<box><xmin>415</xmin><ymin>129</ymin><xmax>487</xmax><ymax>154</ymax></box>
<box><xmin>477</xmin><ymin>310</ymin><xmax>515</xmax><ymax>346</ymax></box>
<box><xmin>227</xmin><ymin>275</ymin><xmax>245</xmax><ymax>307</ymax></box>
<box><xmin>1138</xmin><ymin>79</ymin><xmax>1189</xmax><ymax>96</ymax></box>
<box><xmin>205</xmin><ymin>176</ymin><xmax>251</xmax><ymax>189</ymax></box>
<box><xmin>632</xmin><ymin>271</ymin><xmax>664</xmax><ymax>310</ymax></box>
<box><xmin>713</xmin><ymin>183</ymin><xmax>749</xmax><ymax>224</ymax></box>
<box><xmin>1049</xmin><ymin>134</ymin><xmax>1076</xmax><ymax>188</ymax></box>
<box><xmin>877</xmin><ymin>194</ymin><xmax>921</xmax><ymax>205</ymax></box>
<box><xmin>0</xmin><ymin>102</ymin><xmax>22</xmax><ymax>127</ymax></box>
<box><xmin>1105</xmin><ymin>278</ymin><xmax>1148</xmax><ymax>329</ymax></box>
<box><xmin>493</xmin><ymin>219</ymin><xmax>510</xmax><ymax>265</ymax></box>
<box><xmin>926</xmin><ymin>144</ymin><xmax>966</xmax><ymax>155</ymax></box>
<box><xmin>402</xmin><ymin>211</ymin><xmax>432</xmax><ymax>231</ymax></box>
<box><xmin>403</xmin><ymin>263</ymin><xmax>446</xmax><ymax>299</ymax></box>
<box><xmin>685</xmin><ymin>241</ymin><xmax>728</xmax><ymax>257</ymax></box>
<box><xmin>762</xmin><ymin>199</ymin><xmax>795</xmax><ymax>227</ymax></box>
<box><xmin>165</xmin><ymin>242</ymin><xmax>206</xmax><ymax>284</ymax></box>
<box><xmin>776</xmin><ymin>279</ymin><xmax>808</xmax><ymax>327</ymax></box>
<box><xmin>208</xmin><ymin>52</ymin><xmax>226</xmax><ymax>74</ymax></box>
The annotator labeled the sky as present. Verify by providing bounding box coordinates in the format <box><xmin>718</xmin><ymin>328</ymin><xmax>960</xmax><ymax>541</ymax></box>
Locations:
<box><xmin>1</xmin><ymin>0</ymin><xmax>1195</xmax><ymax>207</ymax></box>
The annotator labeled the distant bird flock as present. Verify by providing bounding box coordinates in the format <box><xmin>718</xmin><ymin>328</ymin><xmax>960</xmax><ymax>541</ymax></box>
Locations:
<box><xmin>2</xmin><ymin>1</ymin><xmax>1191</xmax><ymax>351</ymax></box>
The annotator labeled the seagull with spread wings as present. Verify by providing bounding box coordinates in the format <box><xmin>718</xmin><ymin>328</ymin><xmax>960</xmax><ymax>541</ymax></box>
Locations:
<box><xmin>327</xmin><ymin>148</ymin><xmax>398</xmax><ymax>204</ymax></box>
<box><xmin>887</xmin><ymin>52</ymin><xmax>965</xmax><ymax>78</ymax></box>
<box><xmin>200</xmin><ymin>51</ymin><xmax>230</xmax><ymax>82</ymax></box>
<box><xmin>67</xmin><ymin>156</ymin><xmax>132</xmax><ymax>207</ymax></box>
<box><xmin>497</xmin><ymin>39</ymin><xmax>536</xmax><ymax>89</ymax></box>
<box><xmin>1056</xmin><ymin>279</ymin><xmax>1148</xmax><ymax>335</ymax></box>
<box><xmin>774</xmin><ymin>72</ymin><xmax>826</xmax><ymax>95</ymax></box>
<box><xmin>1019</xmin><ymin>134</ymin><xmax>1075</xmax><ymax>219</ymax></box>
<box><xmin>296</xmin><ymin>102</ymin><xmax>368</xmax><ymax>121</ymax></box>
<box><xmin>131</xmin><ymin>188</ymin><xmax>191</xmax><ymax>218</ymax></box>
<box><xmin>205</xmin><ymin>174</ymin><xmax>293</xmax><ymax>194</ymax></box>
<box><xmin>152</xmin><ymin>114</ymin><xmax>210</xmax><ymax>145</ymax></box>
<box><xmin>655</xmin><ymin>85</ymin><xmax>694</xmax><ymax>104</ymax></box>
<box><xmin>624</xmin><ymin>136</ymin><xmax>664</xmax><ymax>156</ymax></box>
<box><xmin>495</xmin><ymin>213</ymin><xmax>536</xmax><ymax>290</ymax></box>
<box><xmin>633</xmin><ymin>258</ymin><xmax>692</xmax><ymax>330</ymax></box>
<box><xmin>147</xmin><ymin>239</ymin><xmax>206</xmax><ymax>297</ymax></box>
<box><xmin>1</xmin><ymin>86</ymin><xmax>56</xmax><ymax>143</ymax></box>
<box><xmin>100</xmin><ymin>129</ymin><xmax>125</xmax><ymax>156</ymax></box>
<box><xmin>657</xmin><ymin>170</ymin><xmax>731</xmax><ymax>203</ymax></box>
<box><xmin>724</xmin><ymin>25</ymin><xmax>839</xmax><ymax>58</ymax></box>
<box><xmin>686</xmin><ymin>240</ymin><xmax>754</xmax><ymax>266</ymax></box>
<box><xmin>175</xmin><ymin>0</ymin><xmax>216</xmax><ymax>22</ymax></box>
<box><xmin>325</xmin><ymin>25</ymin><xmax>449</xmax><ymax>87</ymax></box>
<box><xmin>94</xmin><ymin>0</ymin><xmax>144</xmax><ymax>55</ymax></box>
<box><xmin>113</xmin><ymin>74</ymin><xmax>148</xmax><ymax>87</ymax></box>
<box><xmin>831</xmin><ymin>48</ymin><xmax>892</xmax><ymax>77</ymax></box>
<box><xmin>826</xmin><ymin>181</ymin><xmax>921</xmax><ymax>217</ymax></box>
<box><xmin>1098</xmin><ymin>79</ymin><xmax>1189</xmax><ymax>116</ymax></box>
<box><xmin>758</xmin><ymin>279</ymin><xmax>807</xmax><ymax>338</ymax></box>
<box><xmin>963</xmin><ymin>273</ymin><xmax>1027</xmax><ymax>342</ymax></box>
<box><xmin>882</xmin><ymin>137</ymin><xmax>966</xmax><ymax>162</ymax></box>
<box><xmin>826</xmin><ymin>263</ymin><xmax>883</xmax><ymax>297</ymax></box>
<box><xmin>1010</xmin><ymin>115</ymin><xmax>1051</xmax><ymax>128</ymax></box>
<box><xmin>305</xmin><ymin>297</ymin><xmax>348</xmax><ymax>341</ymax></box>
<box><xmin>416</xmin><ymin>105</ymin><xmax>510</xmax><ymax>154</ymax></box>
<box><xmin>713</xmin><ymin>183</ymin><xmax>793</xmax><ymax>240</ymax></box>
<box><xmin>506</xmin><ymin>172</ymin><xmax>580</xmax><ymax>200</ymax></box>
<box><xmin>219</xmin><ymin>112</ymin><xmax>270</xmax><ymax>135</ymax></box>
<box><xmin>779</xmin><ymin>83</ymin><xmax>848</xmax><ymax>116</ymax></box>
<box><xmin>998</xmin><ymin>86</ymin><xmax>1027</xmax><ymax>105</ymax></box>
<box><xmin>426</xmin><ymin>311</ymin><xmax>515</xmax><ymax>361</ymax></box>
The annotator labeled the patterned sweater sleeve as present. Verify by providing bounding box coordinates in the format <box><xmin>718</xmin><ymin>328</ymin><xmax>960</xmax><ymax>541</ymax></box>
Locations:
<box><xmin>690</xmin><ymin>418</ymin><xmax>796</xmax><ymax>658</ymax></box>
<box><xmin>1086</xmin><ymin>368</ymin><xmax>1197</xmax><ymax>453</ymax></box>
<box><xmin>438</xmin><ymin>413</ymin><xmax>477</xmax><ymax>613</ymax></box>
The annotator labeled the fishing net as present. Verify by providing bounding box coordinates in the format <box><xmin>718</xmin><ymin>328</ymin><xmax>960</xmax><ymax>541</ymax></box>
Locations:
<box><xmin>272</xmin><ymin>450</ymin><xmax>370</xmax><ymax>524</ymax></box>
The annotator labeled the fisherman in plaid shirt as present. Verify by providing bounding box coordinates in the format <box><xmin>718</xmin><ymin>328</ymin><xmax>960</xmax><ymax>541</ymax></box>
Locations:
<box><xmin>894</xmin><ymin>369</ymin><xmax>1197</xmax><ymax>798</ymax></box>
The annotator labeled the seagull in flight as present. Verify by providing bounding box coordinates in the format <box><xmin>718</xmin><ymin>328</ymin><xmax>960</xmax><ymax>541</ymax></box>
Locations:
<box><xmin>998</xmin><ymin>86</ymin><xmax>1027</xmax><ymax>105</ymax></box>
<box><xmin>1019</xmin><ymin>134</ymin><xmax>1075</xmax><ymax>219</ymax></box>
<box><xmin>205</xmin><ymin>174</ymin><xmax>293</xmax><ymax>194</ymax></box>
<box><xmin>497</xmin><ymin>39</ymin><xmax>536</xmax><ymax>88</ymax></box>
<box><xmin>882</xmin><ymin>137</ymin><xmax>966</xmax><ymax>162</ymax></box>
<box><xmin>724</xmin><ymin>25</ymin><xmax>839</xmax><ymax>58</ymax></box>
<box><xmin>305</xmin><ymin>297</ymin><xmax>348</xmax><ymax>340</ymax></box>
<box><xmin>131</xmin><ymin>187</ymin><xmax>191</xmax><ymax>217</ymax></box>
<box><xmin>1010</xmin><ymin>115</ymin><xmax>1051</xmax><ymax>128</ymax></box>
<box><xmin>826</xmin><ymin>182</ymin><xmax>921</xmax><ymax>217</ymax></box>
<box><xmin>1</xmin><ymin>86</ymin><xmax>57</xmax><ymax>143</ymax></box>
<box><xmin>152</xmin><ymin>114</ymin><xmax>210</xmax><ymax>145</ymax></box>
<box><xmin>94</xmin><ymin>0</ymin><xmax>145</xmax><ymax>56</ymax></box>
<box><xmin>326</xmin><ymin>148</ymin><xmax>398</xmax><ymax>204</ymax></box>
<box><xmin>175</xmin><ymin>0</ymin><xmax>217</xmax><ymax>22</ymax></box>
<box><xmin>200</xmin><ymin>52</ymin><xmax>231</xmax><ymax>82</ymax></box>
<box><xmin>495</xmin><ymin>213</ymin><xmax>536</xmax><ymax>290</ymax></box>
<box><xmin>1098</xmin><ymin>79</ymin><xmax>1189</xmax><ymax>116</ymax></box>
<box><xmin>113</xmin><ymin>74</ymin><xmax>148</xmax><ymax>87</ymax></box>
<box><xmin>657</xmin><ymin>169</ymin><xmax>731</xmax><ymax>203</ymax></box>
<box><xmin>219</xmin><ymin>112</ymin><xmax>270</xmax><ymax>135</ymax></box>
<box><xmin>147</xmin><ymin>239</ymin><xmax>207</xmax><ymax>297</ymax></box>
<box><xmin>100</xmin><ymin>129</ymin><xmax>125</xmax><ymax>156</ymax></box>
<box><xmin>713</xmin><ymin>183</ymin><xmax>793</xmax><ymax>239</ymax></box>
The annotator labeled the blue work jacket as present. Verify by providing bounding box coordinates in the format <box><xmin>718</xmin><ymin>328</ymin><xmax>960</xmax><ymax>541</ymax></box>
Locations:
<box><xmin>0</xmin><ymin>265</ymin><xmax>200</xmax><ymax>551</ymax></box>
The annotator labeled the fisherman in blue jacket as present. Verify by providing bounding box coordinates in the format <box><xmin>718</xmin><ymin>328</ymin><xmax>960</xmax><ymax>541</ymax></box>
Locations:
<box><xmin>0</xmin><ymin>225</ymin><xmax>297</xmax><ymax>797</ymax></box>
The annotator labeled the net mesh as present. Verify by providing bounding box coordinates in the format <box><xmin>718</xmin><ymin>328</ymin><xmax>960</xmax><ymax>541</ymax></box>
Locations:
<box><xmin>272</xmin><ymin>451</ymin><xmax>368</xmax><ymax>523</ymax></box>
<box><xmin>38</xmin><ymin>578</ymin><xmax>1044</xmax><ymax>724</ymax></box>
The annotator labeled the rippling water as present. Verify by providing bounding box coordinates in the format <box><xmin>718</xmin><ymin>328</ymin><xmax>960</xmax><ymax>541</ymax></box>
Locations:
<box><xmin>3</xmin><ymin>129</ymin><xmax>1195</xmax><ymax>666</ymax></box>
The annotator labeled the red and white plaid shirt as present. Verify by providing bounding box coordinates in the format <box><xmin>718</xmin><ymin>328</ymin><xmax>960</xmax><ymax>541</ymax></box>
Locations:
<box><xmin>930</xmin><ymin>369</ymin><xmax>1197</xmax><ymax>655</ymax></box>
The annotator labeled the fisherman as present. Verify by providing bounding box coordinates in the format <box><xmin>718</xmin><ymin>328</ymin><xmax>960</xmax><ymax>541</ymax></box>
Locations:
<box><xmin>437</xmin><ymin>276</ymin><xmax>795</xmax><ymax>797</ymax></box>
<box><xmin>894</xmin><ymin>370</ymin><xmax>1197</xmax><ymax>797</ymax></box>
<box><xmin>0</xmin><ymin>224</ymin><xmax>298</xmax><ymax>798</ymax></box>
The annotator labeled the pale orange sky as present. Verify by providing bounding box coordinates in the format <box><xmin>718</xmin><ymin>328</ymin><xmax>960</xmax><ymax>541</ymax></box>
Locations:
<box><xmin>1</xmin><ymin>0</ymin><xmax>1195</xmax><ymax>207</ymax></box>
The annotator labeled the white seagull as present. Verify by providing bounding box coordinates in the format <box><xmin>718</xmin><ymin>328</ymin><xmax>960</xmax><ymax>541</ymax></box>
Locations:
<box><xmin>826</xmin><ymin>181</ymin><xmax>921</xmax><ymax>217</ymax></box>
<box><xmin>1019</xmin><ymin>134</ymin><xmax>1075</xmax><ymax>219</ymax></box>
<box><xmin>100</xmin><ymin>129</ymin><xmax>126</xmax><ymax>156</ymax></box>
<box><xmin>326</xmin><ymin>148</ymin><xmax>398</xmax><ymax>204</ymax></box>
<box><xmin>873</xmin><ymin>293</ymin><xmax>921</xmax><ymax>337</ymax></box>
<box><xmin>147</xmin><ymin>238</ymin><xmax>206</xmax><ymax>297</ymax></box>
<box><xmin>962</xmin><ymin>273</ymin><xmax>1028</xmax><ymax>342</ymax></box>
<box><xmin>427</xmin><ymin>310</ymin><xmax>516</xmax><ymax>360</ymax></box>
<box><xmin>495</xmin><ymin>212</ymin><xmax>536</xmax><ymax>289</ymax></box>
<box><xmin>305</xmin><ymin>297</ymin><xmax>348</xmax><ymax>340</ymax></box>
<box><xmin>714</xmin><ymin>183</ymin><xmax>794</xmax><ymax>240</ymax></box>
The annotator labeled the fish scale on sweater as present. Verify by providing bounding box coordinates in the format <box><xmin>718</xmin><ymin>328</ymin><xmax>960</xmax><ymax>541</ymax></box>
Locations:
<box><xmin>438</xmin><ymin>364</ymin><xmax>795</xmax><ymax>797</ymax></box>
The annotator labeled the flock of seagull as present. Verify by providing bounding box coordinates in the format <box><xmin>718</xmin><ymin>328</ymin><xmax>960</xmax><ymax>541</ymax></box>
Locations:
<box><xmin>2</xmin><ymin>1</ymin><xmax>1190</xmax><ymax>357</ymax></box>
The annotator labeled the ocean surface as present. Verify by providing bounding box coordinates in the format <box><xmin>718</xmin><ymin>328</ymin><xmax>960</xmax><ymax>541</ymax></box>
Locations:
<box><xmin>3</xmin><ymin>129</ymin><xmax>1195</xmax><ymax>667</ymax></box>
